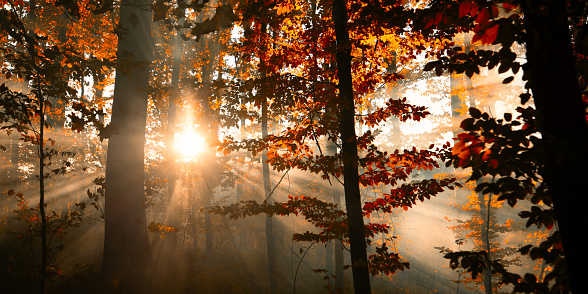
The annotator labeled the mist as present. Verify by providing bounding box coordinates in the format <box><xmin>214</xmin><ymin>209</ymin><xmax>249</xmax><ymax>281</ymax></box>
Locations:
<box><xmin>1</xmin><ymin>0</ymin><xmax>576</xmax><ymax>293</ymax></box>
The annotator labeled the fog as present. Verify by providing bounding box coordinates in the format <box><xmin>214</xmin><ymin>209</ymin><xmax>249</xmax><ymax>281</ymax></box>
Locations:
<box><xmin>0</xmin><ymin>4</ymin><xmax>553</xmax><ymax>292</ymax></box>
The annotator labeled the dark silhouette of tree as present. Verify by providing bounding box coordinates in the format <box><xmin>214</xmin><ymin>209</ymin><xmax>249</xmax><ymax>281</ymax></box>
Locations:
<box><xmin>518</xmin><ymin>1</ymin><xmax>588</xmax><ymax>292</ymax></box>
<box><xmin>332</xmin><ymin>0</ymin><xmax>371</xmax><ymax>291</ymax></box>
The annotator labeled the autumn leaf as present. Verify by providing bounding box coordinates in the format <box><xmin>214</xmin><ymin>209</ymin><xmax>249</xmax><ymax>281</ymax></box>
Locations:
<box><xmin>434</xmin><ymin>12</ymin><xmax>443</xmax><ymax>25</ymax></box>
<box><xmin>276</xmin><ymin>2</ymin><xmax>293</xmax><ymax>15</ymax></box>
<box><xmin>424</xmin><ymin>15</ymin><xmax>434</xmax><ymax>29</ymax></box>
<box><xmin>470</xmin><ymin>2</ymin><xmax>480</xmax><ymax>16</ymax></box>
<box><xmin>483</xmin><ymin>24</ymin><xmax>499</xmax><ymax>44</ymax></box>
<box><xmin>503</xmin><ymin>2</ymin><xmax>518</xmax><ymax>13</ymax></box>
<box><xmin>475</xmin><ymin>7</ymin><xmax>490</xmax><ymax>24</ymax></box>
<box><xmin>488</xmin><ymin>159</ymin><xmax>498</xmax><ymax>169</ymax></box>
<box><xmin>459</xmin><ymin>0</ymin><xmax>473</xmax><ymax>18</ymax></box>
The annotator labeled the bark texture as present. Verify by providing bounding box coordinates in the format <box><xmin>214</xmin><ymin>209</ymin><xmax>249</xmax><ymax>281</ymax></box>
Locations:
<box><xmin>100</xmin><ymin>0</ymin><xmax>153</xmax><ymax>292</ymax></box>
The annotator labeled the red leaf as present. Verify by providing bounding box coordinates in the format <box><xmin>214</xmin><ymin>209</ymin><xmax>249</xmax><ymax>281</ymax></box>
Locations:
<box><xmin>434</xmin><ymin>12</ymin><xmax>443</xmax><ymax>25</ymax></box>
<box><xmin>503</xmin><ymin>3</ymin><xmax>517</xmax><ymax>12</ymax></box>
<box><xmin>424</xmin><ymin>15</ymin><xmax>434</xmax><ymax>28</ymax></box>
<box><xmin>470</xmin><ymin>3</ymin><xmax>479</xmax><ymax>17</ymax></box>
<box><xmin>482</xmin><ymin>24</ymin><xmax>499</xmax><ymax>44</ymax></box>
<box><xmin>489</xmin><ymin>159</ymin><xmax>498</xmax><ymax>168</ymax></box>
<box><xmin>475</xmin><ymin>7</ymin><xmax>490</xmax><ymax>24</ymax></box>
<box><xmin>491</xmin><ymin>5</ymin><xmax>499</xmax><ymax>18</ymax></box>
<box><xmin>459</xmin><ymin>0</ymin><xmax>472</xmax><ymax>18</ymax></box>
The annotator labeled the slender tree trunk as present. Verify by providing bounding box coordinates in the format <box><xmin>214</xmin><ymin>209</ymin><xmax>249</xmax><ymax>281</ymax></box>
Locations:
<box><xmin>325</xmin><ymin>241</ymin><xmax>333</xmax><ymax>281</ymax></box>
<box><xmin>258</xmin><ymin>22</ymin><xmax>278</xmax><ymax>293</ymax></box>
<box><xmin>201</xmin><ymin>58</ymin><xmax>213</xmax><ymax>255</ymax></box>
<box><xmin>198</xmin><ymin>30</ymin><xmax>221</xmax><ymax>256</ymax></box>
<box><xmin>388</xmin><ymin>53</ymin><xmax>402</xmax><ymax>149</ymax></box>
<box><xmin>46</xmin><ymin>12</ymin><xmax>70</xmax><ymax>130</ymax></box>
<box><xmin>334</xmin><ymin>192</ymin><xmax>344</xmax><ymax>293</ymax></box>
<box><xmin>478</xmin><ymin>189</ymin><xmax>492</xmax><ymax>294</ymax></box>
<box><xmin>327</xmin><ymin>139</ymin><xmax>344</xmax><ymax>293</ymax></box>
<box><xmin>10</xmin><ymin>133</ymin><xmax>19</xmax><ymax>183</ymax></box>
<box><xmin>100</xmin><ymin>0</ymin><xmax>153</xmax><ymax>292</ymax></box>
<box><xmin>204</xmin><ymin>180</ymin><xmax>213</xmax><ymax>255</ymax></box>
<box><xmin>191</xmin><ymin>180</ymin><xmax>199</xmax><ymax>251</ymax></box>
<box><xmin>166</xmin><ymin>25</ymin><xmax>181</xmax><ymax>249</ymax></box>
<box><xmin>262</xmin><ymin>81</ymin><xmax>277</xmax><ymax>293</ymax></box>
<box><xmin>332</xmin><ymin>0</ymin><xmax>371</xmax><ymax>292</ymax></box>
<box><xmin>36</xmin><ymin>81</ymin><xmax>47</xmax><ymax>294</ymax></box>
<box><xmin>465</xmin><ymin>45</ymin><xmax>475</xmax><ymax>109</ymax></box>
<box><xmin>450</xmin><ymin>73</ymin><xmax>463</xmax><ymax>138</ymax></box>
<box><xmin>519</xmin><ymin>1</ymin><xmax>588</xmax><ymax>292</ymax></box>
<box><xmin>236</xmin><ymin>115</ymin><xmax>246</xmax><ymax>247</ymax></box>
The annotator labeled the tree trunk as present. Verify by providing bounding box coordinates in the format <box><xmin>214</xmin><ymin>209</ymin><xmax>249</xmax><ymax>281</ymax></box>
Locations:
<box><xmin>36</xmin><ymin>75</ymin><xmax>48</xmax><ymax>294</ymax></box>
<box><xmin>332</xmin><ymin>0</ymin><xmax>371</xmax><ymax>292</ymax></box>
<box><xmin>100</xmin><ymin>0</ymin><xmax>153</xmax><ymax>292</ymax></box>
<box><xmin>519</xmin><ymin>1</ymin><xmax>588</xmax><ymax>292</ymax></box>
<box><xmin>388</xmin><ymin>53</ymin><xmax>402</xmax><ymax>149</ymax></box>
<box><xmin>327</xmin><ymin>139</ymin><xmax>344</xmax><ymax>293</ymax></box>
<box><xmin>257</xmin><ymin>21</ymin><xmax>278</xmax><ymax>293</ymax></box>
<box><xmin>450</xmin><ymin>73</ymin><xmax>463</xmax><ymax>137</ymax></box>
<box><xmin>262</xmin><ymin>81</ymin><xmax>277</xmax><ymax>293</ymax></box>
<box><xmin>198</xmin><ymin>30</ymin><xmax>221</xmax><ymax>257</ymax></box>
<box><xmin>478</xmin><ymin>189</ymin><xmax>492</xmax><ymax>294</ymax></box>
<box><xmin>334</xmin><ymin>193</ymin><xmax>344</xmax><ymax>293</ymax></box>
<box><xmin>204</xmin><ymin>180</ymin><xmax>213</xmax><ymax>255</ymax></box>
<box><xmin>166</xmin><ymin>25</ymin><xmax>181</xmax><ymax>249</ymax></box>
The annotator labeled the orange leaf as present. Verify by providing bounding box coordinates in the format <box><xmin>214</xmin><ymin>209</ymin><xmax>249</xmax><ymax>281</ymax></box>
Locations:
<box><xmin>482</xmin><ymin>151</ymin><xmax>491</xmax><ymax>161</ymax></box>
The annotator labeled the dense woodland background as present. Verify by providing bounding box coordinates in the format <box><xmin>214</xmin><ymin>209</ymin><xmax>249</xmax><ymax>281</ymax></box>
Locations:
<box><xmin>1</xmin><ymin>0</ymin><xmax>587</xmax><ymax>293</ymax></box>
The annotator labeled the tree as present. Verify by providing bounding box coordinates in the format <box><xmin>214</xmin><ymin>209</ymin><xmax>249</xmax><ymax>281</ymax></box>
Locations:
<box><xmin>441</xmin><ymin>180</ymin><xmax>522</xmax><ymax>293</ymax></box>
<box><xmin>518</xmin><ymin>1</ymin><xmax>588</xmax><ymax>292</ymax></box>
<box><xmin>259</xmin><ymin>23</ymin><xmax>279</xmax><ymax>292</ymax></box>
<box><xmin>332</xmin><ymin>0</ymin><xmax>371</xmax><ymax>291</ymax></box>
<box><xmin>100</xmin><ymin>0</ymin><xmax>153</xmax><ymax>291</ymax></box>
<box><xmin>412</xmin><ymin>0</ymin><xmax>588</xmax><ymax>291</ymax></box>
<box><xmin>209</xmin><ymin>1</ymin><xmax>459</xmax><ymax>293</ymax></box>
<box><xmin>2</xmin><ymin>1</ymin><xmax>114</xmax><ymax>292</ymax></box>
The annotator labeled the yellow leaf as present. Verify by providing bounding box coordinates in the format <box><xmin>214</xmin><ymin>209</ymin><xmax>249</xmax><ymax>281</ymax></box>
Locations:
<box><xmin>276</xmin><ymin>3</ymin><xmax>292</xmax><ymax>15</ymax></box>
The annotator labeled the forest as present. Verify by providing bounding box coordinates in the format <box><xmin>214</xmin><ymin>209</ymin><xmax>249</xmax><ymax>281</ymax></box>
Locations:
<box><xmin>1</xmin><ymin>0</ymin><xmax>587</xmax><ymax>293</ymax></box>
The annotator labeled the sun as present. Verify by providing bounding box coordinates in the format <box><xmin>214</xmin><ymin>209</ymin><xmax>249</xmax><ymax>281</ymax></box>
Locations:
<box><xmin>174</xmin><ymin>129</ymin><xmax>207</xmax><ymax>161</ymax></box>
